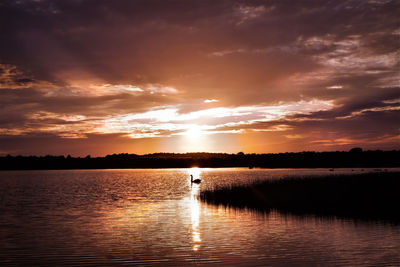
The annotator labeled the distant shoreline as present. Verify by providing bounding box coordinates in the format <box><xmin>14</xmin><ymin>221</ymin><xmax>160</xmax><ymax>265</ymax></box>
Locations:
<box><xmin>200</xmin><ymin>172</ymin><xmax>400</xmax><ymax>223</ymax></box>
<box><xmin>1</xmin><ymin>167</ymin><xmax>399</xmax><ymax>172</ymax></box>
<box><xmin>1</xmin><ymin>150</ymin><xmax>399</xmax><ymax>170</ymax></box>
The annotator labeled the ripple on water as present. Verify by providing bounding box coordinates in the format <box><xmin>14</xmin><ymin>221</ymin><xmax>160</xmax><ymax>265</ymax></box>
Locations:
<box><xmin>0</xmin><ymin>168</ymin><xmax>399</xmax><ymax>266</ymax></box>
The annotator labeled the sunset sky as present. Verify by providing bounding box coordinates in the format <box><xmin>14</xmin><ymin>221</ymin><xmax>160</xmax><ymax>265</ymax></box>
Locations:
<box><xmin>0</xmin><ymin>0</ymin><xmax>399</xmax><ymax>156</ymax></box>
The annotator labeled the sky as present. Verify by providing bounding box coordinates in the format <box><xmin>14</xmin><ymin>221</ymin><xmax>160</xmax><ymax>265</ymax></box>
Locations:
<box><xmin>0</xmin><ymin>0</ymin><xmax>399</xmax><ymax>156</ymax></box>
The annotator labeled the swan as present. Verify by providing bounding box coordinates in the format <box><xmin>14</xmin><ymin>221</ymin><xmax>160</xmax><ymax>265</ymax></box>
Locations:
<box><xmin>190</xmin><ymin>174</ymin><xmax>201</xmax><ymax>183</ymax></box>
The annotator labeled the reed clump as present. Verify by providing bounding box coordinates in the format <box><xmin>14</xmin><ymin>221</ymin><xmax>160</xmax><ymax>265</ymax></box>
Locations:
<box><xmin>200</xmin><ymin>172</ymin><xmax>400</xmax><ymax>222</ymax></box>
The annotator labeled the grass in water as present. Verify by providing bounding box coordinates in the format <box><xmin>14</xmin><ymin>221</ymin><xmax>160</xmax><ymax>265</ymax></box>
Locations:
<box><xmin>199</xmin><ymin>172</ymin><xmax>400</xmax><ymax>223</ymax></box>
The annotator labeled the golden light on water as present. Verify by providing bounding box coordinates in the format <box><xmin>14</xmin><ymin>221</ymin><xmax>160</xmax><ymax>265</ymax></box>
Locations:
<box><xmin>188</xmin><ymin>168</ymin><xmax>202</xmax><ymax>251</ymax></box>
<box><xmin>190</xmin><ymin>184</ymin><xmax>201</xmax><ymax>251</ymax></box>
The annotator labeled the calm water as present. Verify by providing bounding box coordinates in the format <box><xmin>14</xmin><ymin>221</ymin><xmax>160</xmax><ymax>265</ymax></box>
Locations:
<box><xmin>0</xmin><ymin>168</ymin><xmax>399</xmax><ymax>266</ymax></box>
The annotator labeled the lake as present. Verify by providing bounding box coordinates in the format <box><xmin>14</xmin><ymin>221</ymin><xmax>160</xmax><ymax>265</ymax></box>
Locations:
<box><xmin>0</xmin><ymin>168</ymin><xmax>399</xmax><ymax>266</ymax></box>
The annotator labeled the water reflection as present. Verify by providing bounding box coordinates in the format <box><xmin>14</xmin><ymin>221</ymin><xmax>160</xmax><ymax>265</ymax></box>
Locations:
<box><xmin>188</xmin><ymin>167</ymin><xmax>202</xmax><ymax>251</ymax></box>
<box><xmin>190</xmin><ymin>183</ymin><xmax>201</xmax><ymax>251</ymax></box>
<box><xmin>1</xmin><ymin>168</ymin><xmax>399</xmax><ymax>266</ymax></box>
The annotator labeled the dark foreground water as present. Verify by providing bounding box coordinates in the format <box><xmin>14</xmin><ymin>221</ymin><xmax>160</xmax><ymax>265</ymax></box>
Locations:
<box><xmin>0</xmin><ymin>168</ymin><xmax>399</xmax><ymax>266</ymax></box>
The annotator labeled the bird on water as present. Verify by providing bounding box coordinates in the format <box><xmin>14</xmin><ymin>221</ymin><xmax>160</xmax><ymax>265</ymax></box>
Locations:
<box><xmin>190</xmin><ymin>174</ymin><xmax>201</xmax><ymax>183</ymax></box>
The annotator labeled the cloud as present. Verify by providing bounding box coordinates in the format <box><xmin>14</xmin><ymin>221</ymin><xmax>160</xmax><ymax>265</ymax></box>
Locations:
<box><xmin>204</xmin><ymin>99</ymin><xmax>219</xmax><ymax>103</ymax></box>
<box><xmin>94</xmin><ymin>99</ymin><xmax>334</xmax><ymax>139</ymax></box>
<box><xmin>0</xmin><ymin>0</ymin><xmax>399</xmax><ymax>154</ymax></box>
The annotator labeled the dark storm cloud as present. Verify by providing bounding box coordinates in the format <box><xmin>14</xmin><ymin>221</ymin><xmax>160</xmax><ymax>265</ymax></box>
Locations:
<box><xmin>0</xmin><ymin>0</ymin><xmax>399</xmax><ymax>154</ymax></box>
<box><xmin>2</xmin><ymin>0</ymin><xmax>398</xmax><ymax>85</ymax></box>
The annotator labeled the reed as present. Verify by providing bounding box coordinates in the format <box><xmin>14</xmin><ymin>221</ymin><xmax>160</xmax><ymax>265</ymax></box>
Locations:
<box><xmin>199</xmin><ymin>172</ymin><xmax>400</xmax><ymax>222</ymax></box>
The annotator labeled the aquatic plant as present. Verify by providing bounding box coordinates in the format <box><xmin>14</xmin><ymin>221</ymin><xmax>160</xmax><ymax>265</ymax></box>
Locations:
<box><xmin>200</xmin><ymin>172</ymin><xmax>400</xmax><ymax>223</ymax></box>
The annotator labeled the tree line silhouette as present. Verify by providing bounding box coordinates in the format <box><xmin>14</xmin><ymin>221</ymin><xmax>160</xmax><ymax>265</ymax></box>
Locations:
<box><xmin>0</xmin><ymin>148</ymin><xmax>399</xmax><ymax>170</ymax></box>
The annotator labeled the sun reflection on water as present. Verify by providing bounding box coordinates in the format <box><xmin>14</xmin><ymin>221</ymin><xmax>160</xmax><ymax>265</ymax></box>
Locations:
<box><xmin>2</xmin><ymin>169</ymin><xmax>400</xmax><ymax>266</ymax></box>
<box><xmin>188</xmin><ymin>168</ymin><xmax>202</xmax><ymax>251</ymax></box>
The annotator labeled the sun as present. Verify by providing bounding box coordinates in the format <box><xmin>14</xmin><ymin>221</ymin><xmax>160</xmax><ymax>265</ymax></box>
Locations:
<box><xmin>181</xmin><ymin>124</ymin><xmax>212</xmax><ymax>152</ymax></box>
<box><xmin>184</xmin><ymin>125</ymin><xmax>204</xmax><ymax>138</ymax></box>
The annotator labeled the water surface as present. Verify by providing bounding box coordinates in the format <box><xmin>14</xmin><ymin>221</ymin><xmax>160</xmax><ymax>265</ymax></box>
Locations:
<box><xmin>0</xmin><ymin>168</ymin><xmax>399</xmax><ymax>266</ymax></box>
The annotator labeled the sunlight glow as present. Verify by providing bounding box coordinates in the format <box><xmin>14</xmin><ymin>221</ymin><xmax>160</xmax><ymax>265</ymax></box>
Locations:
<box><xmin>13</xmin><ymin>99</ymin><xmax>334</xmax><ymax>143</ymax></box>
<box><xmin>184</xmin><ymin>125</ymin><xmax>204</xmax><ymax>138</ymax></box>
